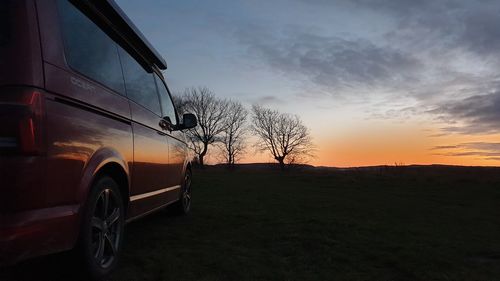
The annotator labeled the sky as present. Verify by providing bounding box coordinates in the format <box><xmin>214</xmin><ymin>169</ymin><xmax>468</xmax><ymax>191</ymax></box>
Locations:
<box><xmin>116</xmin><ymin>0</ymin><xmax>500</xmax><ymax>167</ymax></box>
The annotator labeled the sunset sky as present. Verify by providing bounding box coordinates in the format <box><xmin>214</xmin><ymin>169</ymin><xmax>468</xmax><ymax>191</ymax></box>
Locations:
<box><xmin>116</xmin><ymin>0</ymin><xmax>500</xmax><ymax>167</ymax></box>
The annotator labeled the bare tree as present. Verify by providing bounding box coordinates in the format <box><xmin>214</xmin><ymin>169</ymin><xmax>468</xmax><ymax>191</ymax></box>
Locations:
<box><xmin>251</xmin><ymin>105</ymin><xmax>314</xmax><ymax>169</ymax></box>
<box><xmin>219</xmin><ymin>101</ymin><xmax>248</xmax><ymax>166</ymax></box>
<box><xmin>176</xmin><ymin>87</ymin><xmax>229</xmax><ymax>166</ymax></box>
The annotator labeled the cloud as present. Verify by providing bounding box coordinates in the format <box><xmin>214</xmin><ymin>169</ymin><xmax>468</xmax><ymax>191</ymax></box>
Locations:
<box><xmin>238</xmin><ymin>28</ymin><xmax>421</xmax><ymax>95</ymax></box>
<box><xmin>348</xmin><ymin>0</ymin><xmax>441</xmax><ymax>15</ymax></box>
<box><xmin>463</xmin><ymin>142</ymin><xmax>500</xmax><ymax>151</ymax></box>
<box><xmin>458</xmin><ymin>6</ymin><xmax>500</xmax><ymax>57</ymax></box>
<box><xmin>237</xmin><ymin>0</ymin><xmax>500</xmax><ymax>102</ymax></box>
<box><xmin>254</xmin><ymin>95</ymin><xmax>285</xmax><ymax>105</ymax></box>
<box><xmin>431</xmin><ymin>142</ymin><xmax>500</xmax><ymax>151</ymax></box>
<box><xmin>351</xmin><ymin>0</ymin><xmax>500</xmax><ymax>59</ymax></box>
<box><xmin>430</xmin><ymin>145</ymin><xmax>459</xmax><ymax>150</ymax></box>
<box><xmin>431</xmin><ymin>142</ymin><xmax>500</xmax><ymax>160</ymax></box>
<box><xmin>233</xmin><ymin>0</ymin><xmax>500</xmax><ymax>140</ymax></box>
<box><xmin>428</xmin><ymin>133</ymin><xmax>448</xmax><ymax>138</ymax></box>
<box><xmin>446</xmin><ymin>151</ymin><xmax>500</xmax><ymax>157</ymax></box>
<box><xmin>302</xmin><ymin>0</ymin><xmax>436</xmax><ymax>12</ymax></box>
<box><xmin>429</xmin><ymin>91</ymin><xmax>500</xmax><ymax>134</ymax></box>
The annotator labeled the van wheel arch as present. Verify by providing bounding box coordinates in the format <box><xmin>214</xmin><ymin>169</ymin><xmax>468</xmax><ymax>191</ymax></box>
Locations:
<box><xmin>91</xmin><ymin>163</ymin><xmax>130</xmax><ymax>214</ymax></box>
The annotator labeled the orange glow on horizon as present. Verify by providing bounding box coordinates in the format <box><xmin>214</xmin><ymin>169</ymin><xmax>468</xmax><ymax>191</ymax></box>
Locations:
<box><xmin>236</xmin><ymin>124</ymin><xmax>500</xmax><ymax>168</ymax></box>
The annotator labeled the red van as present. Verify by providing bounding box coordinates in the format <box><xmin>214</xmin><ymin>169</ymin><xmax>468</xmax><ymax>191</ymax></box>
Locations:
<box><xmin>0</xmin><ymin>0</ymin><xmax>197</xmax><ymax>279</ymax></box>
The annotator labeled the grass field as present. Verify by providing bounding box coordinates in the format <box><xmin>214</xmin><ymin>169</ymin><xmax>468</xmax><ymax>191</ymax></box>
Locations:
<box><xmin>2</xmin><ymin>165</ymin><xmax>500</xmax><ymax>280</ymax></box>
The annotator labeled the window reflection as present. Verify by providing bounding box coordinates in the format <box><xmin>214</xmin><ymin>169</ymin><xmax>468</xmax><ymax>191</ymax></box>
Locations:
<box><xmin>155</xmin><ymin>75</ymin><xmax>177</xmax><ymax>124</ymax></box>
<box><xmin>119</xmin><ymin>48</ymin><xmax>161</xmax><ymax>116</ymax></box>
<box><xmin>58</xmin><ymin>0</ymin><xmax>125</xmax><ymax>94</ymax></box>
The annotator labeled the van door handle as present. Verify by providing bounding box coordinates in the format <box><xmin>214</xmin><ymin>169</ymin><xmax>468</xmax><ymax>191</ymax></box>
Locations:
<box><xmin>160</xmin><ymin>117</ymin><xmax>174</xmax><ymax>132</ymax></box>
<box><xmin>159</xmin><ymin>119</ymin><xmax>172</xmax><ymax>132</ymax></box>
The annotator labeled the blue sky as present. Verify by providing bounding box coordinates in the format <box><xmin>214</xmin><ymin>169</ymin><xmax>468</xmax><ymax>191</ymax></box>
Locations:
<box><xmin>116</xmin><ymin>0</ymin><xmax>500</xmax><ymax>166</ymax></box>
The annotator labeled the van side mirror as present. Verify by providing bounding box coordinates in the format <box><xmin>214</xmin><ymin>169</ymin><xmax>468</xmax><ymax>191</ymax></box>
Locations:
<box><xmin>181</xmin><ymin>113</ymin><xmax>197</xmax><ymax>130</ymax></box>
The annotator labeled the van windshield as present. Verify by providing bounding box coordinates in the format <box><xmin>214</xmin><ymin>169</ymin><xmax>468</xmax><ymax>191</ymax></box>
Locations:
<box><xmin>0</xmin><ymin>2</ymin><xmax>10</xmax><ymax>46</ymax></box>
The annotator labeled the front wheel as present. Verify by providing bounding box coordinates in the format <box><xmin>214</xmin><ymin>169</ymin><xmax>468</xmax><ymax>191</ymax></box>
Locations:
<box><xmin>172</xmin><ymin>169</ymin><xmax>192</xmax><ymax>215</ymax></box>
<box><xmin>78</xmin><ymin>176</ymin><xmax>125</xmax><ymax>280</ymax></box>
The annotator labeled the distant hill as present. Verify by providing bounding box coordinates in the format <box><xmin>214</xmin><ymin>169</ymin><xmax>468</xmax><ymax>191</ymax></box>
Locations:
<box><xmin>210</xmin><ymin>162</ymin><xmax>500</xmax><ymax>171</ymax></box>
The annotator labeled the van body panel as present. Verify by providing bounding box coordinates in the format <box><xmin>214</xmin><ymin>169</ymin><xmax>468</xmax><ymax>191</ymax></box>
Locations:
<box><xmin>0</xmin><ymin>0</ymin><xmax>44</xmax><ymax>88</ymax></box>
<box><xmin>43</xmin><ymin>60</ymin><xmax>134</xmax><ymax>208</ymax></box>
<box><xmin>0</xmin><ymin>204</ymin><xmax>80</xmax><ymax>265</ymax></box>
<box><xmin>166</xmin><ymin>131</ymin><xmax>189</xmax><ymax>189</ymax></box>
<box><xmin>0</xmin><ymin>0</ymin><xmax>47</xmax><ymax>216</ymax></box>
<box><xmin>128</xmin><ymin>102</ymin><xmax>173</xmax><ymax>218</ymax></box>
<box><xmin>0</xmin><ymin>154</ymin><xmax>47</xmax><ymax>212</ymax></box>
<box><xmin>76</xmin><ymin>149</ymin><xmax>131</xmax><ymax>208</ymax></box>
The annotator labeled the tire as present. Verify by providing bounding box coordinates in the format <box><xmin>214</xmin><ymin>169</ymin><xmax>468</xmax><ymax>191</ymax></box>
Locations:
<box><xmin>78</xmin><ymin>176</ymin><xmax>125</xmax><ymax>281</ymax></box>
<box><xmin>171</xmin><ymin>169</ymin><xmax>192</xmax><ymax>215</ymax></box>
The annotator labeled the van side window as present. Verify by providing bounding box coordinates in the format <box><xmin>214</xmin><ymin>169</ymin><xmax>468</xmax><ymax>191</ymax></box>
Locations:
<box><xmin>155</xmin><ymin>75</ymin><xmax>177</xmax><ymax>125</ymax></box>
<box><xmin>57</xmin><ymin>0</ymin><xmax>125</xmax><ymax>94</ymax></box>
<box><xmin>118</xmin><ymin>48</ymin><xmax>162</xmax><ymax>116</ymax></box>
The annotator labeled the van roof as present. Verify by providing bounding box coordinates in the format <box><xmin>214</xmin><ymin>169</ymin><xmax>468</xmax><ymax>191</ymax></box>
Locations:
<box><xmin>81</xmin><ymin>0</ymin><xmax>168</xmax><ymax>70</ymax></box>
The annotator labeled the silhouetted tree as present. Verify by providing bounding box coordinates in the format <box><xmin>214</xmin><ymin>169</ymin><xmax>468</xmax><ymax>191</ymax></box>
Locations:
<box><xmin>219</xmin><ymin>100</ymin><xmax>248</xmax><ymax>166</ymax></box>
<box><xmin>251</xmin><ymin>105</ymin><xmax>314</xmax><ymax>170</ymax></box>
<box><xmin>176</xmin><ymin>87</ymin><xmax>229</xmax><ymax>166</ymax></box>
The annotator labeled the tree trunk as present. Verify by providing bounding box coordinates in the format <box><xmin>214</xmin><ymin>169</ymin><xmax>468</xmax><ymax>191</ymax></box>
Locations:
<box><xmin>198</xmin><ymin>142</ymin><xmax>209</xmax><ymax>167</ymax></box>
<box><xmin>278</xmin><ymin>159</ymin><xmax>285</xmax><ymax>170</ymax></box>
<box><xmin>275</xmin><ymin>156</ymin><xmax>286</xmax><ymax>170</ymax></box>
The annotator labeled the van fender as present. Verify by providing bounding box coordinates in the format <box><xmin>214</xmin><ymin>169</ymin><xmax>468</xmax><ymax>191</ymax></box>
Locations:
<box><xmin>76</xmin><ymin>147</ymin><xmax>130</xmax><ymax>205</ymax></box>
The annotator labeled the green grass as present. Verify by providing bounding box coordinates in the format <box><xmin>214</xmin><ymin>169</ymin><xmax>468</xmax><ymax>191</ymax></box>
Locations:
<box><xmin>3</xmin><ymin>165</ymin><xmax>500</xmax><ymax>280</ymax></box>
<box><xmin>112</xmin><ymin>166</ymin><xmax>500</xmax><ymax>281</ymax></box>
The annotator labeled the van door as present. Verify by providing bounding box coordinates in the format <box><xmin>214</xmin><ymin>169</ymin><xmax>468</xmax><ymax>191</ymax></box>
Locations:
<box><xmin>155</xmin><ymin>75</ymin><xmax>187</xmax><ymax>195</ymax></box>
<box><xmin>119</xmin><ymin>48</ymin><xmax>172</xmax><ymax>217</ymax></box>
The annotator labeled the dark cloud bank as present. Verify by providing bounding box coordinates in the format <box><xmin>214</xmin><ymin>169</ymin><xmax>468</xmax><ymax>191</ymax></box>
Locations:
<box><xmin>237</xmin><ymin>0</ymin><xmax>500</xmax><ymax>136</ymax></box>
<box><xmin>430</xmin><ymin>91</ymin><xmax>500</xmax><ymax>135</ymax></box>
<box><xmin>240</xmin><ymin>31</ymin><xmax>421</xmax><ymax>93</ymax></box>
<box><xmin>432</xmin><ymin>142</ymin><xmax>500</xmax><ymax>161</ymax></box>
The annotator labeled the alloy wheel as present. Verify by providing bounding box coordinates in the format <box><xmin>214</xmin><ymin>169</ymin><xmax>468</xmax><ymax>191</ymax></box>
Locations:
<box><xmin>182</xmin><ymin>172</ymin><xmax>192</xmax><ymax>212</ymax></box>
<box><xmin>90</xmin><ymin>188</ymin><xmax>122</xmax><ymax>268</ymax></box>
